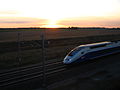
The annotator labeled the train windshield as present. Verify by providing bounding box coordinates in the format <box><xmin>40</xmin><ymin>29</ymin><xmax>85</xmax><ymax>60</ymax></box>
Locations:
<box><xmin>68</xmin><ymin>47</ymin><xmax>84</xmax><ymax>56</ymax></box>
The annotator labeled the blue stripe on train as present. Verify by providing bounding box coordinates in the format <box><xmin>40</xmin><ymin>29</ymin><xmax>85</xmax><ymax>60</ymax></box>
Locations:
<box><xmin>74</xmin><ymin>46</ymin><xmax>120</xmax><ymax>63</ymax></box>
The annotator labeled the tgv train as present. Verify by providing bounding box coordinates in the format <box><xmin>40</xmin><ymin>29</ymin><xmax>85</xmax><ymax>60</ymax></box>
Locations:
<box><xmin>63</xmin><ymin>41</ymin><xmax>120</xmax><ymax>64</ymax></box>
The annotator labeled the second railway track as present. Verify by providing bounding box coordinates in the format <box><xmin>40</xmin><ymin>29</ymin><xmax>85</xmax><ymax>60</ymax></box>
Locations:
<box><xmin>0</xmin><ymin>59</ymin><xmax>66</xmax><ymax>89</ymax></box>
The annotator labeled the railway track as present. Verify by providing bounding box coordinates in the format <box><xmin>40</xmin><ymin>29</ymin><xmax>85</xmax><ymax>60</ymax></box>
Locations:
<box><xmin>0</xmin><ymin>59</ymin><xmax>66</xmax><ymax>89</ymax></box>
<box><xmin>1</xmin><ymin>53</ymin><xmax>119</xmax><ymax>90</ymax></box>
<box><xmin>0</xmin><ymin>56</ymin><xmax>109</xmax><ymax>89</ymax></box>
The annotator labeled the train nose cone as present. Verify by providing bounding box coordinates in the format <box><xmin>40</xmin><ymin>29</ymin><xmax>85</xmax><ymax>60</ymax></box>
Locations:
<box><xmin>66</xmin><ymin>56</ymin><xmax>71</xmax><ymax>59</ymax></box>
<box><xmin>63</xmin><ymin>56</ymin><xmax>72</xmax><ymax>64</ymax></box>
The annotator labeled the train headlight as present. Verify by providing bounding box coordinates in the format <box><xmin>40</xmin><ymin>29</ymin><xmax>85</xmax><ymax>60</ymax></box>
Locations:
<box><xmin>66</xmin><ymin>58</ymin><xmax>72</xmax><ymax>62</ymax></box>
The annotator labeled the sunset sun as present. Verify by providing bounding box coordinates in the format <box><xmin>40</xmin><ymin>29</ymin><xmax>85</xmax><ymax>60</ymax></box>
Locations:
<box><xmin>45</xmin><ymin>24</ymin><xmax>59</xmax><ymax>28</ymax></box>
<box><xmin>0</xmin><ymin>0</ymin><xmax>120</xmax><ymax>28</ymax></box>
<box><xmin>44</xmin><ymin>20</ymin><xmax>59</xmax><ymax>28</ymax></box>
<box><xmin>42</xmin><ymin>19</ymin><xmax>64</xmax><ymax>28</ymax></box>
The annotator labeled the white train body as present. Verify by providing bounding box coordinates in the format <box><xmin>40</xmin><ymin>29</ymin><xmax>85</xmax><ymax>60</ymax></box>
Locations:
<box><xmin>63</xmin><ymin>41</ymin><xmax>120</xmax><ymax>64</ymax></box>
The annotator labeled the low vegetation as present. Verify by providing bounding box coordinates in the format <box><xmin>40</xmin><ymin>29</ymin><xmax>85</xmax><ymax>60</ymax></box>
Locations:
<box><xmin>0</xmin><ymin>28</ymin><xmax>120</xmax><ymax>71</ymax></box>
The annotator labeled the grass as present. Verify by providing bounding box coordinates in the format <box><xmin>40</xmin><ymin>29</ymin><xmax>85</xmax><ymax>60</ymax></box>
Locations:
<box><xmin>0</xmin><ymin>44</ymin><xmax>75</xmax><ymax>70</ymax></box>
<box><xmin>0</xmin><ymin>28</ymin><xmax>120</xmax><ymax>70</ymax></box>
<box><xmin>0</xmin><ymin>28</ymin><xmax>120</xmax><ymax>42</ymax></box>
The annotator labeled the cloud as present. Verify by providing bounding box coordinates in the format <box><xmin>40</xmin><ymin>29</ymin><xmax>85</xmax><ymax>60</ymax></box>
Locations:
<box><xmin>0</xmin><ymin>21</ymin><xmax>31</xmax><ymax>23</ymax></box>
<box><xmin>0</xmin><ymin>17</ymin><xmax>48</xmax><ymax>24</ymax></box>
<box><xmin>0</xmin><ymin>17</ymin><xmax>48</xmax><ymax>28</ymax></box>
<box><xmin>0</xmin><ymin>11</ymin><xmax>19</xmax><ymax>15</ymax></box>
<box><xmin>58</xmin><ymin>16</ymin><xmax>120</xmax><ymax>28</ymax></box>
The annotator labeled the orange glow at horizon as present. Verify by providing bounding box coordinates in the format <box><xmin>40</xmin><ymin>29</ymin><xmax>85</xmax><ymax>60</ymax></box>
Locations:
<box><xmin>42</xmin><ymin>20</ymin><xmax>65</xmax><ymax>28</ymax></box>
<box><xmin>0</xmin><ymin>0</ymin><xmax>120</xmax><ymax>28</ymax></box>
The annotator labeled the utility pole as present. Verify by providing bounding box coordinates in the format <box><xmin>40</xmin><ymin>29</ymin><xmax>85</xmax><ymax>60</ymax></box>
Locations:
<box><xmin>17</xmin><ymin>32</ymin><xmax>21</xmax><ymax>64</ymax></box>
<box><xmin>41</xmin><ymin>32</ymin><xmax>46</xmax><ymax>88</ymax></box>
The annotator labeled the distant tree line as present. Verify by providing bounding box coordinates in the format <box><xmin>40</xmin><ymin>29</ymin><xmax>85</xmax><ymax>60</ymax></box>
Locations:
<box><xmin>0</xmin><ymin>27</ymin><xmax>41</xmax><ymax>30</ymax></box>
<box><xmin>0</xmin><ymin>27</ymin><xmax>120</xmax><ymax>30</ymax></box>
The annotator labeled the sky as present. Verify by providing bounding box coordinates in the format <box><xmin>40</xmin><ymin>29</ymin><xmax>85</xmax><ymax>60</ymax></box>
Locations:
<box><xmin>0</xmin><ymin>0</ymin><xmax>120</xmax><ymax>28</ymax></box>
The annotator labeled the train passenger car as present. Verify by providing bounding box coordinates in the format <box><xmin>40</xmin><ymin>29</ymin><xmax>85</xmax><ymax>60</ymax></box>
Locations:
<box><xmin>63</xmin><ymin>41</ymin><xmax>120</xmax><ymax>64</ymax></box>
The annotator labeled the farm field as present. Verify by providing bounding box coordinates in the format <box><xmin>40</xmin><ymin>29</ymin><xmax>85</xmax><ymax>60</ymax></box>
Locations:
<box><xmin>0</xmin><ymin>28</ymin><xmax>120</xmax><ymax>71</ymax></box>
<box><xmin>0</xmin><ymin>28</ymin><xmax>120</xmax><ymax>42</ymax></box>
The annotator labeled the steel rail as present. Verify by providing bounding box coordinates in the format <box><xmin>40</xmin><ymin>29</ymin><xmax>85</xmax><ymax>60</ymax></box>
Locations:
<box><xmin>0</xmin><ymin>61</ymin><xmax>63</xmax><ymax>80</ymax></box>
<box><xmin>0</xmin><ymin>61</ymin><xmax>66</xmax><ymax>88</ymax></box>
<box><xmin>0</xmin><ymin>67</ymin><xmax>66</xmax><ymax>88</ymax></box>
<box><xmin>0</xmin><ymin>59</ymin><xmax>62</xmax><ymax>74</ymax></box>
<box><xmin>0</xmin><ymin>61</ymin><xmax>62</xmax><ymax>77</ymax></box>
<box><xmin>0</xmin><ymin>65</ymin><xmax>65</xmax><ymax>84</ymax></box>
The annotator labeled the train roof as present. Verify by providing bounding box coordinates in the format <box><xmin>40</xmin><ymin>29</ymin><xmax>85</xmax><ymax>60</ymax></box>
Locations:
<box><xmin>78</xmin><ymin>41</ymin><xmax>111</xmax><ymax>48</ymax></box>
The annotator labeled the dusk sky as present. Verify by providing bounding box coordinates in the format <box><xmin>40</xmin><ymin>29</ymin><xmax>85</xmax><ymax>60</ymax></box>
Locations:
<box><xmin>0</xmin><ymin>0</ymin><xmax>120</xmax><ymax>28</ymax></box>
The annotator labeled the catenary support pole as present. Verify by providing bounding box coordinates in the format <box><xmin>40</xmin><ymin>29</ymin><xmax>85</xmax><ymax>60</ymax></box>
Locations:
<box><xmin>41</xmin><ymin>33</ymin><xmax>46</xmax><ymax>88</ymax></box>
<box><xmin>17</xmin><ymin>32</ymin><xmax>21</xmax><ymax>63</ymax></box>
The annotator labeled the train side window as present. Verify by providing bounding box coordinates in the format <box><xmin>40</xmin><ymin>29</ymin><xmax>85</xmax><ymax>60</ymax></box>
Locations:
<box><xmin>90</xmin><ymin>44</ymin><xmax>106</xmax><ymax>49</ymax></box>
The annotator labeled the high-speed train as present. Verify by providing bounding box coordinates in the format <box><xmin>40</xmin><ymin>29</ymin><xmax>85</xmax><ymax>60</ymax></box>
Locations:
<box><xmin>63</xmin><ymin>41</ymin><xmax>120</xmax><ymax>64</ymax></box>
